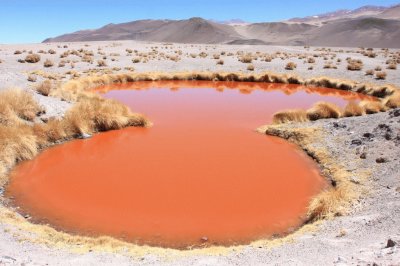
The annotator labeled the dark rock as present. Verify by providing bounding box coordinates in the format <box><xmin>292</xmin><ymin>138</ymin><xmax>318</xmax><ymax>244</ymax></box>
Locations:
<box><xmin>389</xmin><ymin>109</ymin><xmax>400</xmax><ymax>117</ymax></box>
<box><xmin>333</xmin><ymin>122</ymin><xmax>346</xmax><ymax>129</ymax></box>
<box><xmin>386</xmin><ymin>239</ymin><xmax>396</xmax><ymax>248</ymax></box>
<box><xmin>376</xmin><ymin>157</ymin><xmax>387</xmax><ymax>163</ymax></box>
<box><xmin>351</xmin><ymin>139</ymin><xmax>362</xmax><ymax>145</ymax></box>
<box><xmin>363</xmin><ymin>132</ymin><xmax>374</xmax><ymax>140</ymax></box>
<box><xmin>360</xmin><ymin>153</ymin><xmax>367</xmax><ymax>159</ymax></box>
<box><xmin>384</xmin><ymin>133</ymin><xmax>392</xmax><ymax>140</ymax></box>
<box><xmin>41</xmin><ymin>117</ymin><xmax>49</xmax><ymax>123</ymax></box>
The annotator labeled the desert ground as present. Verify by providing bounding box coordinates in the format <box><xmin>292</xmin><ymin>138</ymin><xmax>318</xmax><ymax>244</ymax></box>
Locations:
<box><xmin>0</xmin><ymin>40</ymin><xmax>399</xmax><ymax>265</ymax></box>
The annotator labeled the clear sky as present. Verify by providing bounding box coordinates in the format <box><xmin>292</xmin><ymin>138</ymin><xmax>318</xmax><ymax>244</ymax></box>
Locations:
<box><xmin>0</xmin><ymin>0</ymin><xmax>399</xmax><ymax>44</ymax></box>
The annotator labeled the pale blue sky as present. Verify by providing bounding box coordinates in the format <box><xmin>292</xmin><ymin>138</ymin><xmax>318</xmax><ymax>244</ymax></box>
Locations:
<box><xmin>0</xmin><ymin>0</ymin><xmax>399</xmax><ymax>43</ymax></box>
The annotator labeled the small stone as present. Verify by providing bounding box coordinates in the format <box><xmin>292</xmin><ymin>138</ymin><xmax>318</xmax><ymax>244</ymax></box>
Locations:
<box><xmin>363</xmin><ymin>133</ymin><xmax>374</xmax><ymax>140</ymax></box>
<box><xmin>200</xmin><ymin>236</ymin><xmax>208</xmax><ymax>242</ymax></box>
<box><xmin>376</xmin><ymin>157</ymin><xmax>387</xmax><ymax>163</ymax></box>
<box><xmin>360</xmin><ymin>153</ymin><xmax>367</xmax><ymax>159</ymax></box>
<box><xmin>386</xmin><ymin>239</ymin><xmax>396</xmax><ymax>248</ymax></box>
<box><xmin>79</xmin><ymin>133</ymin><xmax>92</xmax><ymax>139</ymax></box>
<box><xmin>351</xmin><ymin>139</ymin><xmax>362</xmax><ymax>146</ymax></box>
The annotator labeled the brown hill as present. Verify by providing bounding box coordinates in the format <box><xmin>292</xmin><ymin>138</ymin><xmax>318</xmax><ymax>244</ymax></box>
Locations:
<box><xmin>43</xmin><ymin>4</ymin><xmax>400</xmax><ymax>48</ymax></box>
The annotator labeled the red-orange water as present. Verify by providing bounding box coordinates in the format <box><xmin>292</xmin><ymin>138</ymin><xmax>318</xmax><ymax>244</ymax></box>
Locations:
<box><xmin>6</xmin><ymin>81</ymin><xmax>374</xmax><ymax>249</ymax></box>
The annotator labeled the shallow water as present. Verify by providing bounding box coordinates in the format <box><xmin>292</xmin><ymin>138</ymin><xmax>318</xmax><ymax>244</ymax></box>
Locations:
<box><xmin>6</xmin><ymin>81</ymin><xmax>374</xmax><ymax>248</ymax></box>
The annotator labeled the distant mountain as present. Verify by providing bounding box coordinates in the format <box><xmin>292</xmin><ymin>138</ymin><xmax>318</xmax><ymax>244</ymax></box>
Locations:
<box><xmin>43</xmin><ymin>4</ymin><xmax>400</xmax><ymax>48</ymax></box>
<box><xmin>287</xmin><ymin>5</ymin><xmax>389</xmax><ymax>25</ymax></box>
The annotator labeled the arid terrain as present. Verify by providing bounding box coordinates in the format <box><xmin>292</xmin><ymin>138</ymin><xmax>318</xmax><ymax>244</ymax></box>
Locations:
<box><xmin>43</xmin><ymin>5</ymin><xmax>400</xmax><ymax>48</ymax></box>
<box><xmin>0</xmin><ymin>40</ymin><xmax>399</xmax><ymax>265</ymax></box>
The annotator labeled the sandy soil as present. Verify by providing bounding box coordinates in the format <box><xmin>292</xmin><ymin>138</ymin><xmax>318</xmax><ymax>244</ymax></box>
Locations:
<box><xmin>0</xmin><ymin>41</ymin><xmax>399</xmax><ymax>265</ymax></box>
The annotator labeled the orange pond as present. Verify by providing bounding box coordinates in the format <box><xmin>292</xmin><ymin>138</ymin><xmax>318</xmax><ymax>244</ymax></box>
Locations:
<box><xmin>6</xmin><ymin>81</ymin><xmax>374</xmax><ymax>249</ymax></box>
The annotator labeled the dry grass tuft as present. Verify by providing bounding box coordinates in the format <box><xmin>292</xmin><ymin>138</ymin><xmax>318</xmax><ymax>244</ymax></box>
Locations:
<box><xmin>285</xmin><ymin>62</ymin><xmax>297</xmax><ymax>70</ymax></box>
<box><xmin>0</xmin><ymin>89</ymin><xmax>42</xmax><ymax>122</ymax></box>
<box><xmin>43</xmin><ymin>59</ymin><xmax>54</xmax><ymax>68</ymax></box>
<box><xmin>343</xmin><ymin>101</ymin><xmax>364</xmax><ymax>117</ymax></box>
<box><xmin>347</xmin><ymin>60</ymin><xmax>363</xmax><ymax>71</ymax></box>
<box><xmin>36</xmin><ymin>80</ymin><xmax>53</xmax><ymax>96</ymax></box>
<box><xmin>97</xmin><ymin>60</ymin><xmax>107</xmax><ymax>67</ymax></box>
<box><xmin>272</xmin><ymin>109</ymin><xmax>309</xmax><ymax>124</ymax></box>
<box><xmin>306</xmin><ymin>102</ymin><xmax>341</xmax><ymax>121</ymax></box>
<box><xmin>360</xmin><ymin>100</ymin><xmax>386</xmax><ymax>114</ymax></box>
<box><xmin>65</xmin><ymin>97</ymin><xmax>148</xmax><ymax>134</ymax></box>
<box><xmin>375</xmin><ymin>71</ymin><xmax>387</xmax><ymax>80</ymax></box>
<box><xmin>25</xmin><ymin>54</ymin><xmax>41</xmax><ymax>63</ymax></box>
<box><xmin>384</xmin><ymin>91</ymin><xmax>400</xmax><ymax>109</ymax></box>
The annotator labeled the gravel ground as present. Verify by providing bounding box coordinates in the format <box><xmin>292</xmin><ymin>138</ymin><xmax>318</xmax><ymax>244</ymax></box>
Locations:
<box><xmin>0</xmin><ymin>41</ymin><xmax>399</xmax><ymax>265</ymax></box>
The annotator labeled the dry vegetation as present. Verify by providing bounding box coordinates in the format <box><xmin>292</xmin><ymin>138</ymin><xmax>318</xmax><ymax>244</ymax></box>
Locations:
<box><xmin>306</xmin><ymin>102</ymin><xmax>341</xmax><ymax>121</ymax></box>
<box><xmin>0</xmin><ymin>88</ymin><xmax>148</xmax><ymax>185</ymax></box>
<box><xmin>24</xmin><ymin>54</ymin><xmax>41</xmax><ymax>63</ymax></box>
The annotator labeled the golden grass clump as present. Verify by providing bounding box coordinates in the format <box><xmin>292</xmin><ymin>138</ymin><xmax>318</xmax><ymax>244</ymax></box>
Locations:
<box><xmin>43</xmin><ymin>59</ymin><xmax>54</xmax><ymax>68</ymax></box>
<box><xmin>375</xmin><ymin>71</ymin><xmax>387</xmax><ymax>80</ymax></box>
<box><xmin>25</xmin><ymin>54</ymin><xmax>41</xmax><ymax>63</ymax></box>
<box><xmin>65</xmin><ymin>97</ymin><xmax>148</xmax><ymax>134</ymax></box>
<box><xmin>307</xmin><ymin>182</ymin><xmax>350</xmax><ymax>221</ymax></box>
<box><xmin>0</xmin><ymin>89</ymin><xmax>42</xmax><ymax>122</ymax></box>
<box><xmin>285</xmin><ymin>62</ymin><xmax>297</xmax><ymax>70</ymax></box>
<box><xmin>247</xmin><ymin>64</ymin><xmax>255</xmax><ymax>71</ymax></box>
<box><xmin>347</xmin><ymin>60</ymin><xmax>363</xmax><ymax>71</ymax></box>
<box><xmin>0</xmin><ymin>125</ymin><xmax>39</xmax><ymax>175</ymax></box>
<box><xmin>306</xmin><ymin>102</ymin><xmax>341</xmax><ymax>121</ymax></box>
<box><xmin>360</xmin><ymin>100</ymin><xmax>386</xmax><ymax>114</ymax></box>
<box><xmin>36</xmin><ymin>80</ymin><xmax>53</xmax><ymax>96</ymax></box>
<box><xmin>272</xmin><ymin>109</ymin><xmax>309</xmax><ymax>124</ymax></box>
<box><xmin>97</xmin><ymin>59</ymin><xmax>107</xmax><ymax>67</ymax></box>
<box><xmin>343</xmin><ymin>101</ymin><xmax>364</xmax><ymax>117</ymax></box>
<box><xmin>384</xmin><ymin>91</ymin><xmax>400</xmax><ymax>109</ymax></box>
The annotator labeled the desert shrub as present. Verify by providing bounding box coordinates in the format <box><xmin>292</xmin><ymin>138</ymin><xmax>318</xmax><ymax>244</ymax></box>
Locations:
<box><xmin>126</xmin><ymin>48</ymin><xmax>133</xmax><ymax>54</ymax></box>
<box><xmin>307</xmin><ymin>57</ymin><xmax>315</xmax><ymax>63</ymax></box>
<box><xmin>285</xmin><ymin>62</ymin><xmax>297</xmax><ymax>70</ymax></box>
<box><xmin>387</xmin><ymin>63</ymin><xmax>397</xmax><ymax>70</ymax></box>
<box><xmin>272</xmin><ymin>109</ymin><xmax>308</xmax><ymax>124</ymax></box>
<box><xmin>199</xmin><ymin>52</ymin><xmax>208</xmax><ymax>58</ymax></box>
<box><xmin>213</xmin><ymin>54</ymin><xmax>220</xmax><ymax>60</ymax></box>
<box><xmin>306</xmin><ymin>102</ymin><xmax>341</xmax><ymax>121</ymax></box>
<box><xmin>14</xmin><ymin>50</ymin><xmax>22</xmax><ymax>55</ymax></box>
<box><xmin>347</xmin><ymin>60</ymin><xmax>363</xmax><ymax>71</ymax></box>
<box><xmin>36</xmin><ymin>80</ymin><xmax>52</xmax><ymax>96</ymax></box>
<box><xmin>132</xmin><ymin>58</ymin><xmax>141</xmax><ymax>63</ymax></box>
<box><xmin>343</xmin><ymin>101</ymin><xmax>364</xmax><ymax>117</ymax></box>
<box><xmin>58</xmin><ymin>61</ymin><xmax>66</xmax><ymax>67</ymax></box>
<box><xmin>375</xmin><ymin>66</ymin><xmax>382</xmax><ymax>71</ymax></box>
<box><xmin>247</xmin><ymin>64</ymin><xmax>255</xmax><ymax>71</ymax></box>
<box><xmin>375</xmin><ymin>71</ymin><xmax>387</xmax><ymax>80</ymax></box>
<box><xmin>48</xmin><ymin>49</ymin><xmax>56</xmax><ymax>54</ymax></box>
<box><xmin>43</xmin><ymin>59</ymin><xmax>54</xmax><ymax>68</ymax></box>
<box><xmin>25</xmin><ymin>54</ymin><xmax>41</xmax><ymax>63</ymax></box>
<box><xmin>239</xmin><ymin>54</ymin><xmax>252</xmax><ymax>63</ymax></box>
<box><xmin>216</xmin><ymin>59</ymin><xmax>224</xmax><ymax>65</ymax></box>
<box><xmin>27</xmin><ymin>74</ymin><xmax>37</xmax><ymax>82</ymax></box>
<box><xmin>323</xmin><ymin>63</ymin><xmax>337</xmax><ymax>69</ymax></box>
<box><xmin>365</xmin><ymin>69</ymin><xmax>374</xmax><ymax>76</ymax></box>
<box><xmin>97</xmin><ymin>59</ymin><xmax>107</xmax><ymax>67</ymax></box>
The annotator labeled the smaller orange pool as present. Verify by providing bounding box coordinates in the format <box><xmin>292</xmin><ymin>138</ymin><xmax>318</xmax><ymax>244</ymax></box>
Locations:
<box><xmin>6</xmin><ymin>81</ymin><xmax>375</xmax><ymax>249</ymax></box>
